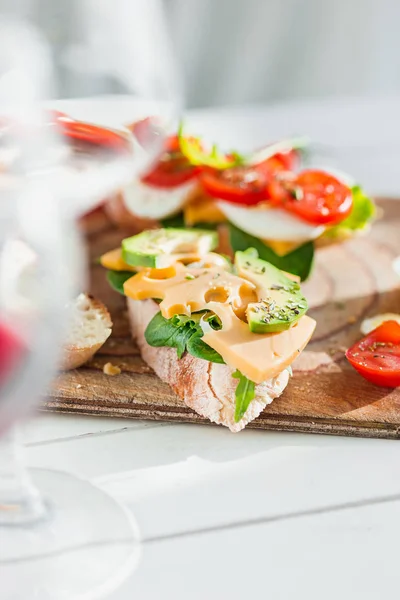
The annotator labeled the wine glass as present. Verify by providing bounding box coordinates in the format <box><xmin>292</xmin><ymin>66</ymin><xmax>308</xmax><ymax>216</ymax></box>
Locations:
<box><xmin>0</xmin><ymin>2</ymin><xmax>179</xmax><ymax>597</ymax></box>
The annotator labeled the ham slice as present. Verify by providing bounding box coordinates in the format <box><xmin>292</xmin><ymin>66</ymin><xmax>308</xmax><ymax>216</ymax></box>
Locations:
<box><xmin>127</xmin><ymin>298</ymin><xmax>289</xmax><ymax>432</ymax></box>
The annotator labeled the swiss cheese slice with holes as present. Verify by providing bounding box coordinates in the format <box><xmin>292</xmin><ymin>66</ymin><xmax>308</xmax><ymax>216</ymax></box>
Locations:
<box><xmin>122</xmin><ymin>257</ymin><xmax>316</xmax><ymax>382</ymax></box>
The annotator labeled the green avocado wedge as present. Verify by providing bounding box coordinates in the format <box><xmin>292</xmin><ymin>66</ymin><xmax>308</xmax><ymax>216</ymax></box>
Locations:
<box><xmin>121</xmin><ymin>228</ymin><xmax>218</xmax><ymax>268</ymax></box>
<box><xmin>235</xmin><ymin>249</ymin><xmax>308</xmax><ymax>333</ymax></box>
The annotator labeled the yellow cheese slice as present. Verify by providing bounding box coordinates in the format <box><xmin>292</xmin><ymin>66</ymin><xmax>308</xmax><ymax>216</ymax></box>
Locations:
<box><xmin>124</xmin><ymin>263</ymin><xmax>256</xmax><ymax>319</ymax></box>
<box><xmin>202</xmin><ymin>302</ymin><xmax>316</xmax><ymax>383</ymax></box>
<box><xmin>261</xmin><ymin>239</ymin><xmax>304</xmax><ymax>256</ymax></box>
<box><xmin>184</xmin><ymin>197</ymin><xmax>227</xmax><ymax>226</ymax></box>
<box><xmin>100</xmin><ymin>248</ymin><xmax>137</xmax><ymax>272</ymax></box>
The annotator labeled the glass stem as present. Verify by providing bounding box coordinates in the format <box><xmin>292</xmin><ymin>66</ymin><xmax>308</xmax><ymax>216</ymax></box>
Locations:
<box><xmin>0</xmin><ymin>425</ymin><xmax>46</xmax><ymax>525</ymax></box>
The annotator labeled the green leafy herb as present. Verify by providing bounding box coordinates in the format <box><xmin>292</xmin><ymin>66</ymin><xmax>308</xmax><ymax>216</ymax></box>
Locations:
<box><xmin>229</xmin><ymin>224</ymin><xmax>314</xmax><ymax>281</ymax></box>
<box><xmin>106</xmin><ymin>270</ymin><xmax>135</xmax><ymax>295</ymax></box>
<box><xmin>187</xmin><ymin>336</ymin><xmax>225</xmax><ymax>363</ymax></box>
<box><xmin>160</xmin><ymin>213</ymin><xmax>185</xmax><ymax>228</ymax></box>
<box><xmin>323</xmin><ymin>185</ymin><xmax>376</xmax><ymax>240</ymax></box>
<box><xmin>204</xmin><ymin>312</ymin><xmax>223</xmax><ymax>330</ymax></box>
<box><xmin>160</xmin><ymin>213</ymin><xmax>218</xmax><ymax>230</ymax></box>
<box><xmin>144</xmin><ymin>310</ymin><xmax>224</xmax><ymax>362</ymax></box>
<box><xmin>144</xmin><ymin>312</ymin><xmax>192</xmax><ymax>358</ymax></box>
<box><xmin>232</xmin><ymin>369</ymin><xmax>256</xmax><ymax>422</ymax></box>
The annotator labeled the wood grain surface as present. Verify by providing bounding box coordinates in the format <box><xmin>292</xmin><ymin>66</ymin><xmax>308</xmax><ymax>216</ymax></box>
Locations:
<box><xmin>44</xmin><ymin>200</ymin><xmax>400</xmax><ymax>438</ymax></box>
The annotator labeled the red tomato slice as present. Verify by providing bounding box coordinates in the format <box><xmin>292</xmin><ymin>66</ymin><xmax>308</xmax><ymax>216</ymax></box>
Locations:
<box><xmin>200</xmin><ymin>166</ymin><xmax>269</xmax><ymax>205</ymax></box>
<box><xmin>141</xmin><ymin>134</ymin><xmax>200</xmax><ymax>189</ymax></box>
<box><xmin>268</xmin><ymin>169</ymin><xmax>353</xmax><ymax>226</ymax></box>
<box><xmin>256</xmin><ymin>148</ymin><xmax>299</xmax><ymax>176</ymax></box>
<box><xmin>346</xmin><ymin>321</ymin><xmax>400</xmax><ymax>388</ymax></box>
<box><xmin>54</xmin><ymin>114</ymin><xmax>130</xmax><ymax>152</ymax></box>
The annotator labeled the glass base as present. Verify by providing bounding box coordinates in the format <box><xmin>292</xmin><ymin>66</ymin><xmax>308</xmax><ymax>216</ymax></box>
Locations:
<box><xmin>0</xmin><ymin>468</ymin><xmax>141</xmax><ymax>600</ymax></box>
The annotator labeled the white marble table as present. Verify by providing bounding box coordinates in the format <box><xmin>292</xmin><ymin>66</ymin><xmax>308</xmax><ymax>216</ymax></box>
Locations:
<box><xmin>28</xmin><ymin>96</ymin><xmax>400</xmax><ymax>598</ymax></box>
<box><xmin>23</xmin><ymin>412</ymin><xmax>400</xmax><ymax>599</ymax></box>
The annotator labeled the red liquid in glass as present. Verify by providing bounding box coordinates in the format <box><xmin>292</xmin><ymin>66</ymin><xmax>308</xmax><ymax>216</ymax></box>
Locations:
<box><xmin>0</xmin><ymin>321</ymin><xmax>23</xmax><ymax>385</ymax></box>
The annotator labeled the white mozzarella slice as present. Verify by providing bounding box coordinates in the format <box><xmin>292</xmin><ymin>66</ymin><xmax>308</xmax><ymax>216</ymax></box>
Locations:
<box><xmin>217</xmin><ymin>201</ymin><xmax>325</xmax><ymax>242</ymax></box>
<box><xmin>122</xmin><ymin>178</ymin><xmax>196</xmax><ymax>220</ymax></box>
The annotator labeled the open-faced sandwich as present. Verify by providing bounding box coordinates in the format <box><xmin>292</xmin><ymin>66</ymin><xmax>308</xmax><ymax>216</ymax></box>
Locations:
<box><xmin>105</xmin><ymin>122</ymin><xmax>376</xmax><ymax>281</ymax></box>
<box><xmin>101</xmin><ymin>228</ymin><xmax>316</xmax><ymax>431</ymax></box>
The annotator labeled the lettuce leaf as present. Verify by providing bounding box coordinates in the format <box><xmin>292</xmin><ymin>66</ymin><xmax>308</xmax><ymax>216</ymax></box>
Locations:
<box><xmin>144</xmin><ymin>310</ymin><xmax>224</xmax><ymax>362</ymax></box>
<box><xmin>229</xmin><ymin>224</ymin><xmax>314</xmax><ymax>281</ymax></box>
<box><xmin>106</xmin><ymin>270</ymin><xmax>135</xmax><ymax>295</ymax></box>
<box><xmin>186</xmin><ymin>335</ymin><xmax>225</xmax><ymax>363</ymax></box>
<box><xmin>232</xmin><ymin>369</ymin><xmax>256</xmax><ymax>422</ymax></box>
<box><xmin>160</xmin><ymin>212</ymin><xmax>217</xmax><ymax>230</ymax></box>
<box><xmin>323</xmin><ymin>186</ymin><xmax>376</xmax><ymax>239</ymax></box>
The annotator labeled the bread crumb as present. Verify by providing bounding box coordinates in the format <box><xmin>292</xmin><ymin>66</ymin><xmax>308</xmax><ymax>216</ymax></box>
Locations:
<box><xmin>103</xmin><ymin>362</ymin><xmax>121</xmax><ymax>376</ymax></box>
<box><xmin>76</xmin><ymin>384</ymin><xmax>82</xmax><ymax>389</ymax></box>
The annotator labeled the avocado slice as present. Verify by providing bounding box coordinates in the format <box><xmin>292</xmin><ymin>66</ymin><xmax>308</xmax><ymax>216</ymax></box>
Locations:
<box><xmin>121</xmin><ymin>228</ymin><xmax>218</xmax><ymax>268</ymax></box>
<box><xmin>235</xmin><ymin>248</ymin><xmax>308</xmax><ymax>333</ymax></box>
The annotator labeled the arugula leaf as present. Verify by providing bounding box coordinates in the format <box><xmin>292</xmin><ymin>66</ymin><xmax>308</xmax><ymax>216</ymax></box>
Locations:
<box><xmin>144</xmin><ymin>310</ymin><xmax>224</xmax><ymax>362</ymax></box>
<box><xmin>232</xmin><ymin>369</ymin><xmax>256</xmax><ymax>422</ymax></box>
<box><xmin>160</xmin><ymin>213</ymin><xmax>185</xmax><ymax>228</ymax></box>
<box><xmin>160</xmin><ymin>213</ymin><xmax>218</xmax><ymax>230</ymax></box>
<box><xmin>187</xmin><ymin>336</ymin><xmax>225</xmax><ymax>363</ymax></box>
<box><xmin>204</xmin><ymin>312</ymin><xmax>223</xmax><ymax>330</ymax></box>
<box><xmin>144</xmin><ymin>312</ymin><xmax>191</xmax><ymax>358</ymax></box>
<box><xmin>229</xmin><ymin>224</ymin><xmax>314</xmax><ymax>281</ymax></box>
<box><xmin>106</xmin><ymin>270</ymin><xmax>135</xmax><ymax>295</ymax></box>
<box><xmin>323</xmin><ymin>185</ymin><xmax>376</xmax><ymax>240</ymax></box>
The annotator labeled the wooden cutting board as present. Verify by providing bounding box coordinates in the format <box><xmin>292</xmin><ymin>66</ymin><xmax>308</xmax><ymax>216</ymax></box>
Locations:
<box><xmin>44</xmin><ymin>200</ymin><xmax>400</xmax><ymax>438</ymax></box>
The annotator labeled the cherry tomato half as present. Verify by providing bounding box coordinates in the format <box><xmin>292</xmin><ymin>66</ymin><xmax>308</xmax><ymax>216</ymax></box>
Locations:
<box><xmin>140</xmin><ymin>134</ymin><xmax>201</xmax><ymax>189</ymax></box>
<box><xmin>200</xmin><ymin>166</ymin><xmax>270</xmax><ymax>205</ymax></box>
<box><xmin>346</xmin><ymin>321</ymin><xmax>400</xmax><ymax>388</ymax></box>
<box><xmin>268</xmin><ymin>169</ymin><xmax>353</xmax><ymax>226</ymax></box>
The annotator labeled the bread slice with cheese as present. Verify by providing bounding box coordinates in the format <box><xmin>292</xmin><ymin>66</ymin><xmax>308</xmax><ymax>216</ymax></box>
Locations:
<box><xmin>128</xmin><ymin>297</ymin><xmax>289</xmax><ymax>432</ymax></box>
<box><xmin>101</xmin><ymin>227</ymin><xmax>316</xmax><ymax>431</ymax></box>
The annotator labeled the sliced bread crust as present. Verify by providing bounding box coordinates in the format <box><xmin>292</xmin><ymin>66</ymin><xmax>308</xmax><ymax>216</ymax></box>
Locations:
<box><xmin>61</xmin><ymin>293</ymin><xmax>112</xmax><ymax>371</ymax></box>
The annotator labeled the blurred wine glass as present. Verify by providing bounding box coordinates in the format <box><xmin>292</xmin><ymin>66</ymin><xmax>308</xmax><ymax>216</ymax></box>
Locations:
<box><xmin>0</xmin><ymin>0</ymin><xmax>179</xmax><ymax>597</ymax></box>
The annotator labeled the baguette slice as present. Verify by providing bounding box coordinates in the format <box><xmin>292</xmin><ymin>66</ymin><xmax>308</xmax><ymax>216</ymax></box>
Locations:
<box><xmin>127</xmin><ymin>298</ymin><xmax>289</xmax><ymax>432</ymax></box>
<box><xmin>61</xmin><ymin>293</ymin><xmax>112</xmax><ymax>371</ymax></box>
